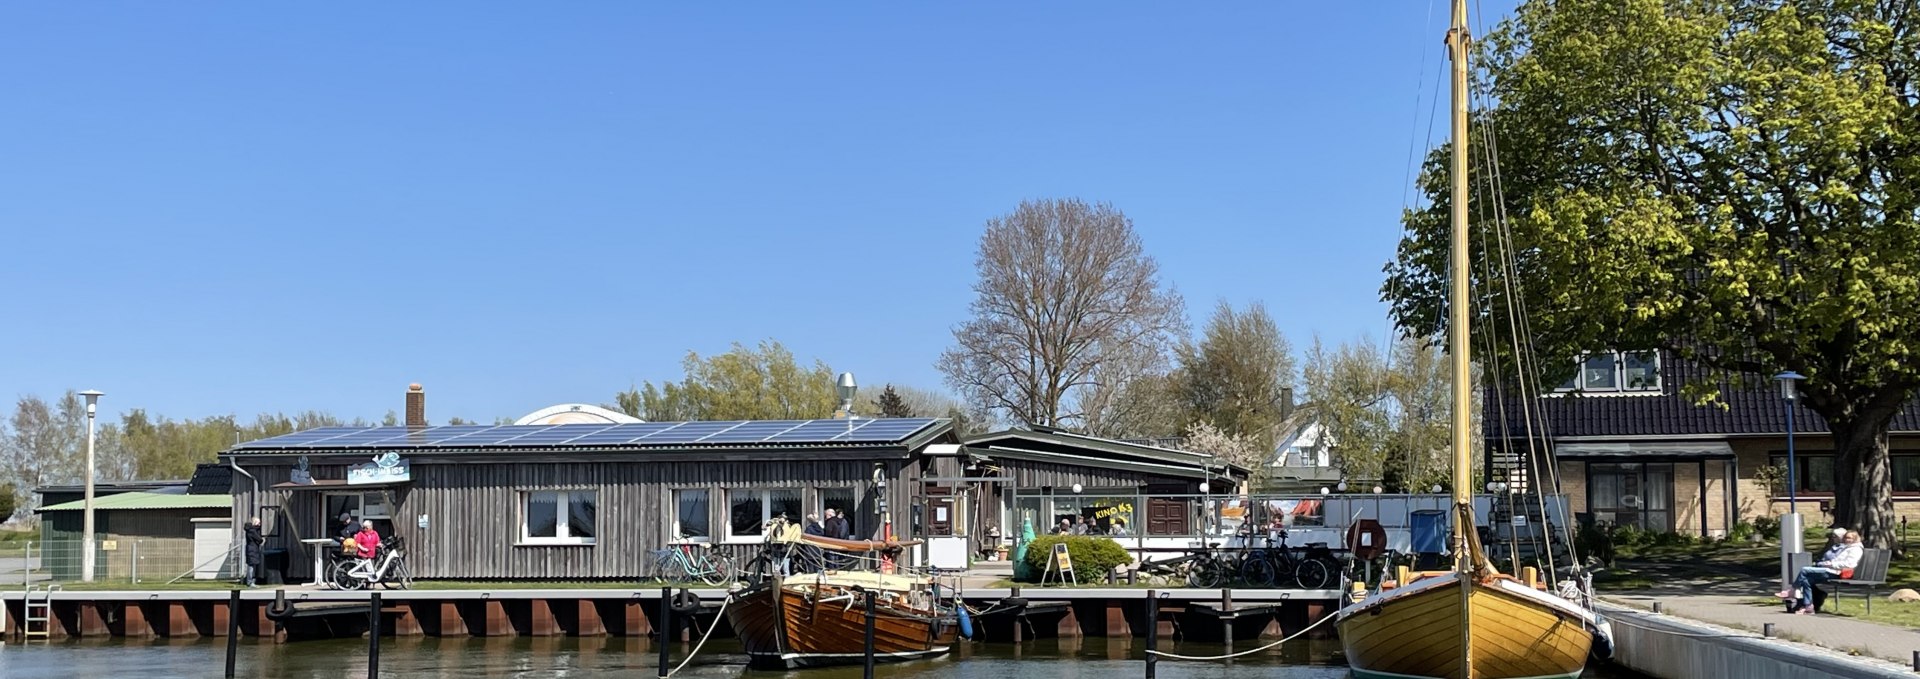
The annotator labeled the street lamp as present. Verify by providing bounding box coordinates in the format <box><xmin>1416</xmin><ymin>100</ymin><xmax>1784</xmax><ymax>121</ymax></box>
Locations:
<box><xmin>1337</xmin><ymin>480</ymin><xmax>1349</xmax><ymax>493</ymax></box>
<box><xmin>79</xmin><ymin>389</ymin><xmax>103</xmax><ymax>583</ymax></box>
<box><xmin>1776</xmin><ymin>371</ymin><xmax>1806</xmax><ymax>591</ymax></box>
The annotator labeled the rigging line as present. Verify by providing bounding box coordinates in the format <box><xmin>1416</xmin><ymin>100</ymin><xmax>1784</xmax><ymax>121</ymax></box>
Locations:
<box><xmin>1400</xmin><ymin>0</ymin><xmax>1442</xmax><ymax>211</ymax></box>
<box><xmin>1473</xmin><ymin>69</ymin><xmax>1578</xmax><ymax>574</ymax></box>
<box><xmin>1466</xmin><ymin>103</ymin><xmax>1525</xmax><ymax>572</ymax></box>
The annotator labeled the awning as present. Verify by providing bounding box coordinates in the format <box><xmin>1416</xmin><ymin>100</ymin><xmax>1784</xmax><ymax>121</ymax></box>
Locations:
<box><xmin>1554</xmin><ymin>441</ymin><xmax>1734</xmax><ymax>459</ymax></box>
<box><xmin>272</xmin><ymin>479</ymin><xmax>409</xmax><ymax>490</ymax></box>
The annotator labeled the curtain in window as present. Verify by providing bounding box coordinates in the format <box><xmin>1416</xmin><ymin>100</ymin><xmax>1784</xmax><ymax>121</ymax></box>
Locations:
<box><xmin>567</xmin><ymin>492</ymin><xmax>597</xmax><ymax>539</ymax></box>
<box><xmin>527</xmin><ymin>491</ymin><xmax>560</xmax><ymax>538</ymax></box>
<box><xmin>676</xmin><ymin>490</ymin><xmax>710</xmax><ymax>539</ymax></box>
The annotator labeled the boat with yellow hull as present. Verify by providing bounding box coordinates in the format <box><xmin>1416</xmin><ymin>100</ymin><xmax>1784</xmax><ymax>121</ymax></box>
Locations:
<box><xmin>1338</xmin><ymin>572</ymin><xmax>1598</xmax><ymax>679</ymax></box>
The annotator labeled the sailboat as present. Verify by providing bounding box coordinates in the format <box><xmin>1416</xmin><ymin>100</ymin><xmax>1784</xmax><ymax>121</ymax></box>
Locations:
<box><xmin>1336</xmin><ymin>2</ymin><xmax>1611</xmax><ymax>678</ymax></box>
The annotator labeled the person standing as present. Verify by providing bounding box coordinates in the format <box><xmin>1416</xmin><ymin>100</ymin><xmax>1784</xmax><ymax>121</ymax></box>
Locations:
<box><xmin>353</xmin><ymin>520</ymin><xmax>381</xmax><ymax>561</ymax></box>
<box><xmin>823</xmin><ymin>508</ymin><xmax>851</xmax><ymax>570</ymax></box>
<box><xmin>799</xmin><ymin>513</ymin><xmax>825</xmax><ymax>573</ymax></box>
<box><xmin>242</xmin><ymin>517</ymin><xmax>265</xmax><ymax>587</ymax></box>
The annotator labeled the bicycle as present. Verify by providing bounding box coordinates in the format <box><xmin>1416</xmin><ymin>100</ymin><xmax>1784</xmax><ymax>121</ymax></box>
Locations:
<box><xmin>1184</xmin><ymin>544</ymin><xmax>1235</xmax><ymax>589</ymax></box>
<box><xmin>651</xmin><ymin>543</ymin><xmax>736</xmax><ymax>586</ymax></box>
<box><xmin>1240</xmin><ymin>529</ymin><xmax>1305</xmax><ymax>588</ymax></box>
<box><xmin>330</xmin><ymin>536</ymin><xmax>412</xmax><ymax>590</ymax></box>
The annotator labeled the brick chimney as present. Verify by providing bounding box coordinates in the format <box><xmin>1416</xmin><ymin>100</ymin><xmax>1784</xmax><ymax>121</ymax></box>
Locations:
<box><xmin>405</xmin><ymin>383</ymin><xmax>427</xmax><ymax>428</ymax></box>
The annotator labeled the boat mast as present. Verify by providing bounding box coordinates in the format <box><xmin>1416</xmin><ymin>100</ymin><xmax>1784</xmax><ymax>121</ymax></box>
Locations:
<box><xmin>1446</xmin><ymin>0</ymin><xmax>1474</xmax><ymax>677</ymax></box>
<box><xmin>1445</xmin><ymin>0</ymin><xmax>1472</xmax><ymax>568</ymax></box>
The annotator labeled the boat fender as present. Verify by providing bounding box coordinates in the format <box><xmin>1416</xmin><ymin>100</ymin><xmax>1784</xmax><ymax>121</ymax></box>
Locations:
<box><xmin>1000</xmin><ymin>597</ymin><xmax>1029</xmax><ymax>610</ymax></box>
<box><xmin>669</xmin><ymin>590</ymin><xmax>702</xmax><ymax>615</ymax></box>
<box><xmin>264</xmin><ymin>598</ymin><xmax>297</xmax><ymax>621</ymax></box>
<box><xmin>957</xmin><ymin>605</ymin><xmax>975</xmax><ymax>639</ymax></box>
<box><xmin>1587</xmin><ymin>614</ymin><xmax>1615</xmax><ymax>660</ymax></box>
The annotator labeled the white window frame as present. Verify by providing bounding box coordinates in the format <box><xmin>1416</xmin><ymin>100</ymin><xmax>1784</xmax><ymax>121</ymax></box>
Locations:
<box><xmin>1552</xmin><ymin>350</ymin><xmax>1662</xmax><ymax>396</ymax></box>
<box><xmin>672</xmin><ymin>488</ymin><xmax>711</xmax><ymax>543</ymax></box>
<box><xmin>520</xmin><ymin>489</ymin><xmax>597</xmax><ymax>546</ymax></box>
<box><xmin>725</xmin><ymin>488</ymin><xmax>801</xmax><ymax>543</ymax></box>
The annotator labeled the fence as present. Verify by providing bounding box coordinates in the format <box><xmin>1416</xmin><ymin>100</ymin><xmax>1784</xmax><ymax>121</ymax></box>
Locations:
<box><xmin>3</xmin><ymin>538</ymin><xmax>241</xmax><ymax>586</ymax></box>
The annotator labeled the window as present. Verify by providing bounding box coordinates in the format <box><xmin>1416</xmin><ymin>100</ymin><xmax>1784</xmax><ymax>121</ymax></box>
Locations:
<box><xmin>522</xmin><ymin>490</ymin><xmax>597</xmax><ymax>545</ymax></box>
<box><xmin>673</xmin><ymin>489</ymin><xmax>710</xmax><ymax>542</ymax></box>
<box><xmin>324</xmin><ymin>491</ymin><xmax>393</xmax><ymax>538</ymax></box>
<box><xmin>1896</xmin><ymin>457</ymin><xmax>1920</xmax><ymax>494</ymax></box>
<box><xmin>1770</xmin><ymin>454</ymin><xmax>1837</xmax><ymax>495</ymax></box>
<box><xmin>1556</xmin><ymin>351</ymin><xmax>1661</xmax><ymax>394</ymax></box>
<box><xmin>1587</xmin><ymin>463</ymin><xmax>1673</xmax><ymax>532</ymax></box>
<box><xmin>728</xmin><ymin>488</ymin><xmax>801</xmax><ymax>540</ymax></box>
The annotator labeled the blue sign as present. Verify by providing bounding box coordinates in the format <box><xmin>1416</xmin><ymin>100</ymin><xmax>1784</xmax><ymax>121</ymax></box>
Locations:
<box><xmin>347</xmin><ymin>452</ymin><xmax>410</xmax><ymax>485</ymax></box>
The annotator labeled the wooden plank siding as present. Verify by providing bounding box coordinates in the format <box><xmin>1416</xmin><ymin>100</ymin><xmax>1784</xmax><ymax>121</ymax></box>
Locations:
<box><xmin>1002</xmin><ymin>459</ymin><xmax>1200</xmax><ymax>492</ymax></box>
<box><xmin>230</xmin><ymin>454</ymin><xmax>924</xmax><ymax>581</ymax></box>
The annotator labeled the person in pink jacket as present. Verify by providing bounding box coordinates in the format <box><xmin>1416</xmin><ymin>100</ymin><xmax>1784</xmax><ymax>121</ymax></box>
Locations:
<box><xmin>353</xmin><ymin>520</ymin><xmax>381</xmax><ymax>560</ymax></box>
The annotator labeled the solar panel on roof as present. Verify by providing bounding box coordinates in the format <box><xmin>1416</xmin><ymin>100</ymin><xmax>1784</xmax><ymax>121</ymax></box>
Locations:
<box><xmin>833</xmin><ymin>418</ymin><xmax>935</xmax><ymax>441</ymax></box>
<box><xmin>233</xmin><ymin>427</ymin><xmax>364</xmax><ymax>449</ymax></box>
<box><xmin>506</xmin><ymin>424</ymin><xmax>616</xmax><ymax>445</ymax></box>
<box><xmin>698</xmin><ymin>420</ymin><xmax>812</xmax><ymax>443</ymax></box>
<box><xmin>640</xmin><ymin>421</ymin><xmax>742</xmax><ymax>444</ymax></box>
<box><xmin>432</xmin><ymin>426</ymin><xmax>540</xmax><ymax>446</ymax></box>
<box><xmin>286</xmin><ymin>427</ymin><xmax>413</xmax><ymax>447</ymax></box>
<box><xmin>762</xmin><ymin>419</ymin><xmax>872</xmax><ymax>442</ymax></box>
<box><xmin>560</xmin><ymin>422</ymin><xmax>676</xmax><ymax>445</ymax></box>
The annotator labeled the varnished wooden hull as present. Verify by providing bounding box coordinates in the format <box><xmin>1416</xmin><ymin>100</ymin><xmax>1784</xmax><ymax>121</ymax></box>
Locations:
<box><xmin>725</xmin><ymin>579</ymin><xmax>957</xmax><ymax>669</ymax></box>
<box><xmin>1337</xmin><ymin>573</ymin><xmax>1593</xmax><ymax>679</ymax></box>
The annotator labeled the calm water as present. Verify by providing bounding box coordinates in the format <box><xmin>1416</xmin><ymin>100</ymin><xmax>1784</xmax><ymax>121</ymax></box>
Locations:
<box><xmin>0</xmin><ymin>636</ymin><xmax>1652</xmax><ymax>679</ymax></box>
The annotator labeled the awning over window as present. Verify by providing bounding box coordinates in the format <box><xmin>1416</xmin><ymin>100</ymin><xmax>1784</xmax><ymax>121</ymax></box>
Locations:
<box><xmin>1554</xmin><ymin>441</ymin><xmax>1734</xmax><ymax>459</ymax></box>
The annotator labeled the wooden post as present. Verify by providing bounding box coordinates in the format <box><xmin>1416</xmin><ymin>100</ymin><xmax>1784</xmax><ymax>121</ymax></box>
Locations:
<box><xmin>1522</xmin><ymin>566</ymin><xmax>1539</xmax><ymax>589</ymax></box>
<box><xmin>863</xmin><ymin>590</ymin><xmax>878</xmax><ymax>679</ymax></box>
<box><xmin>657</xmin><ymin>588</ymin><xmax>672</xmax><ymax>679</ymax></box>
<box><xmin>1221</xmin><ymin>588</ymin><xmax>1234</xmax><ymax>666</ymax></box>
<box><xmin>1144</xmin><ymin>590</ymin><xmax>1159</xmax><ymax>679</ymax></box>
<box><xmin>224</xmin><ymin>590</ymin><xmax>240</xmax><ymax>678</ymax></box>
<box><xmin>367</xmin><ymin>592</ymin><xmax>381</xmax><ymax>679</ymax></box>
<box><xmin>1011</xmin><ymin>586</ymin><xmax>1024</xmax><ymax>643</ymax></box>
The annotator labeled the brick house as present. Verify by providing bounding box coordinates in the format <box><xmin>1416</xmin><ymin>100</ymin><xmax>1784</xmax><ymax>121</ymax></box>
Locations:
<box><xmin>1484</xmin><ymin>349</ymin><xmax>1920</xmax><ymax>537</ymax></box>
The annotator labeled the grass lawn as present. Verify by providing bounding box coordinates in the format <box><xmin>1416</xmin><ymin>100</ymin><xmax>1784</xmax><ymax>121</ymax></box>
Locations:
<box><xmin>1745</xmin><ymin>595</ymin><xmax>1920</xmax><ymax>628</ymax></box>
<box><xmin>984</xmin><ymin>578</ymin><xmax>1161</xmax><ymax>589</ymax></box>
<box><xmin>0</xmin><ymin>528</ymin><xmax>41</xmax><ymax>544</ymax></box>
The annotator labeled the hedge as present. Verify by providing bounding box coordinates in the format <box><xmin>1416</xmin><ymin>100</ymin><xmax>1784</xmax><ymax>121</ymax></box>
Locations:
<box><xmin>1018</xmin><ymin>535</ymin><xmax>1131</xmax><ymax>582</ymax></box>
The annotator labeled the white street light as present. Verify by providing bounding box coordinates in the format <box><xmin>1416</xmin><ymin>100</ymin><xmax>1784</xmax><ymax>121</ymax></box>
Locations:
<box><xmin>1776</xmin><ymin>370</ymin><xmax>1807</xmax><ymax>592</ymax></box>
<box><xmin>1319</xmin><ymin>487</ymin><xmax>1331</xmax><ymax>496</ymax></box>
<box><xmin>79</xmin><ymin>389</ymin><xmax>103</xmax><ymax>583</ymax></box>
<box><xmin>835</xmin><ymin>372</ymin><xmax>858</xmax><ymax>416</ymax></box>
<box><xmin>1198</xmin><ymin>482</ymin><xmax>1210</xmax><ymax>494</ymax></box>
<box><xmin>1071</xmin><ymin>483</ymin><xmax>1083</xmax><ymax>494</ymax></box>
<box><xmin>1336</xmin><ymin>480</ymin><xmax>1349</xmax><ymax>493</ymax></box>
<box><xmin>1373</xmin><ymin>485</ymin><xmax>1384</xmax><ymax>494</ymax></box>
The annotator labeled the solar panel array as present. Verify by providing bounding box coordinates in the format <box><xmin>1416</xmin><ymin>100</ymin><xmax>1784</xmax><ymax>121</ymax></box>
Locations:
<box><xmin>231</xmin><ymin>418</ymin><xmax>942</xmax><ymax>451</ymax></box>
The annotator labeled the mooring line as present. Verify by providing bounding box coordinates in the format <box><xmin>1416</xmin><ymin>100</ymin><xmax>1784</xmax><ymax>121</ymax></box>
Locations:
<box><xmin>1142</xmin><ymin>606</ymin><xmax>1339</xmax><ymax>661</ymax></box>
<box><xmin>666</xmin><ymin>592</ymin><xmax>736</xmax><ymax>678</ymax></box>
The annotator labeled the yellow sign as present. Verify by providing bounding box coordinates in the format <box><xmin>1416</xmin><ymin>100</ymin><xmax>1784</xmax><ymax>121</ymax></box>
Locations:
<box><xmin>1051</xmin><ymin>542</ymin><xmax>1072</xmax><ymax>570</ymax></box>
<box><xmin>1093</xmin><ymin>503</ymin><xmax>1134</xmax><ymax>520</ymax></box>
<box><xmin>101</xmin><ymin>540</ymin><xmax>118</xmax><ymax>551</ymax></box>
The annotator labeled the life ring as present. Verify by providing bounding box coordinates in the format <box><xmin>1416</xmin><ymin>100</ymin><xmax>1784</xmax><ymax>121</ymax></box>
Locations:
<box><xmin>669</xmin><ymin>590</ymin><xmax>701</xmax><ymax>615</ymax></box>
<box><xmin>264</xmin><ymin>598</ymin><xmax>296</xmax><ymax>621</ymax></box>
<box><xmin>1347</xmin><ymin>520</ymin><xmax>1389</xmax><ymax>561</ymax></box>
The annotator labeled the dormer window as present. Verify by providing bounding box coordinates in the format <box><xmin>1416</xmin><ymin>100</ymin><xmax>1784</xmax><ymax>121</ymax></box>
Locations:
<box><xmin>1557</xmin><ymin>351</ymin><xmax>1661</xmax><ymax>394</ymax></box>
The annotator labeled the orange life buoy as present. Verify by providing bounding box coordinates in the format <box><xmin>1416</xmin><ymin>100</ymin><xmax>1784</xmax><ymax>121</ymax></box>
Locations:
<box><xmin>1347</xmin><ymin>519</ymin><xmax>1389</xmax><ymax>560</ymax></box>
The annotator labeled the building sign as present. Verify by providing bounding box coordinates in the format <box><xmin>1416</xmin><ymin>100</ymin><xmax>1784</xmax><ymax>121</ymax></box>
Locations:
<box><xmin>1093</xmin><ymin>502</ymin><xmax>1134</xmax><ymax>520</ymax></box>
<box><xmin>348</xmin><ymin>452</ymin><xmax>410</xmax><ymax>485</ymax></box>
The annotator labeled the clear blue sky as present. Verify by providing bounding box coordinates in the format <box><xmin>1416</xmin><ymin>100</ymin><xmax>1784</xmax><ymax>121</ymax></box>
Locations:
<box><xmin>0</xmin><ymin>2</ymin><xmax>1518</xmax><ymax>424</ymax></box>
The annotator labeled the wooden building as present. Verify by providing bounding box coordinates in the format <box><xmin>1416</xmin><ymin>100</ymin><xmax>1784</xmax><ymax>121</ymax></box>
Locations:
<box><xmin>220</xmin><ymin>417</ymin><xmax>957</xmax><ymax>582</ymax></box>
<box><xmin>923</xmin><ymin>427</ymin><xmax>1251</xmax><ymax>557</ymax></box>
<box><xmin>36</xmin><ymin>491</ymin><xmax>232</xmax><ymax>581</ymax></box>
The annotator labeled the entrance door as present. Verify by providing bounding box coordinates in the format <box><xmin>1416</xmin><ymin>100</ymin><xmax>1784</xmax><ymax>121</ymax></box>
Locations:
<box><xmin>924</xmin><ymin>486</ymin><xmax>955</xmax><ymax>536</ymax></box>
<box><xmin>1146</xmin><ymin>497</ymin><xmax>1190</xmax><ymax>536</ymax></box>
<box><xmin>1588</xmin><ymin>462</ymin><xmax>1675</xmax><ymax>532</ymax></box>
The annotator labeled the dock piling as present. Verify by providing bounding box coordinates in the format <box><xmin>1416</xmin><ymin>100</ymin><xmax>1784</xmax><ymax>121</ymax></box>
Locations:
<box><xmin>224</xmin><ymin>590</ymin><xmax>240</xmax><ymax>679</ymax></box>
<box><xmin>1221</xmin><ymin>588</ymin><xmax>1234</xmax><ymax>666</ymax></box>
<box><xmin>656</xmin><ymin>587</ymin><xmax>671</xmax><ymax>679</ymax></box>
<box><xmin>1652</xmin><ymin>601</ymin><xmax>1663</xmax><ymax>614</ymax></box>
<box><xmin>368</xmin><ymin>592</ymin><xmax>382</xmax><ymax>679</ymax></box>
<box><xmin>1762</xmin><ymin>623</ymin><xmax>1774</xmax><ymax>637</ymax></box>
<box><xmin>863</xmin><ymin>590</ymin><xmax>877</xmax><ymax>679</ymax></box>
<box><xmin>1144</xmin><ymin>589</ymin><xmax>1159</xmax><ymax>679</ymax></box>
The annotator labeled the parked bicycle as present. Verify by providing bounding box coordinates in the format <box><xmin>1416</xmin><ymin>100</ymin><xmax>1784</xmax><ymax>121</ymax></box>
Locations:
<box><xmin>651</xmin><ymin>543</ymin><xmax>736</xmax><ymax>586</ymax></box>
<box><xmin>330</xmin><ymin>536</ymin><xmax>412</xmax><ymax>590</ymax></box>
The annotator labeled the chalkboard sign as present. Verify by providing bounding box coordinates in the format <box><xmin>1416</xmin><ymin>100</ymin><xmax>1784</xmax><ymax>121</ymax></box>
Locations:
<box><xmin>1041</xmin><ymin>542</ymin><xmax>1077</xmax><ymax>586</ymax></box>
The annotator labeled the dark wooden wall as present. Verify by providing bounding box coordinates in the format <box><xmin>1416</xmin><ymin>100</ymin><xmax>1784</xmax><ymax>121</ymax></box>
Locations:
<box><xmin>231</xmin><ymin>455</ymin><xmax>918</xmax><ymax>581</ymax></box>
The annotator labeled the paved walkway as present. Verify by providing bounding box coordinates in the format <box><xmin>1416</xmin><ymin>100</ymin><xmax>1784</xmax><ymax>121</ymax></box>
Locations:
<box><xmin>1605</xmin><ymin>592</ymin><xmax>1920</xmax><ymax>666</ymax></box>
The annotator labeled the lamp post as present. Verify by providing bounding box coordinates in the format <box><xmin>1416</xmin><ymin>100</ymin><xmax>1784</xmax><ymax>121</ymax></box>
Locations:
<box><xmin>80</xmin><ymin>389</ymin><xmax>103</xmax><ymax>583</ymax></box>
<box><xmin>1775</xmin><ymin>371</ymin><xmax>1806</xmax><ymax>591</ymax></box>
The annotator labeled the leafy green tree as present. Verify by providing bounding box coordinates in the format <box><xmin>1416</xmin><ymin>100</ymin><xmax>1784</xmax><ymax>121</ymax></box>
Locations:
<box><xmin>1175</xmin><ymin>301</ymin><xmax>1295</xmax><ymax>451</ymax></box>
<box><xmin>1301</xmin><ymin>337</ymin><xmax>1470</xmax><ymax>492</ymax></box>
<box><xmin>617</xmin><ymin>340</ymin><xmax>838</xmax><ymax>421</ymax></box>
<box><xmin>1384</xmin><ymin>0</ymin><xmax>1920</xmax><ymax>545</ymax></box>
<box><xmin>0</xmin><ymin>483</ymin><xmax>15</xmax><ymax>523</ymax></box>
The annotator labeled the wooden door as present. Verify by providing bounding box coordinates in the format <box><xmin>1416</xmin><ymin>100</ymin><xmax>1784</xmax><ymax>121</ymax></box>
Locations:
<box><xmin>1146</xmin><ymin>497</ymin><xmax>1189</xmax><ymax>536</ymax></box>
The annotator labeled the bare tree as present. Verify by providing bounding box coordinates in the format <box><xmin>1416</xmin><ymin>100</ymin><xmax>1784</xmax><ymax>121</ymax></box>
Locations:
<box><xmin>939</xmin><ymin>198</ymin><xmax>1185</xmax><ymax>429</ymax></box>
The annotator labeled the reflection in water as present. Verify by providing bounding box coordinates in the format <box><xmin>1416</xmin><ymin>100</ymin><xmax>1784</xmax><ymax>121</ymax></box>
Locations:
<box><xmin>0</xmin><ymin>635</ymin><xmax>1650</xmax><ymax>679</ymax></box>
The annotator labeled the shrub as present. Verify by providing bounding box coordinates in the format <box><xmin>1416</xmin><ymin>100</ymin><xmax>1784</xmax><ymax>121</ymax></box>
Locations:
<box><xmin>1574</xmin><ymin>522</ymin><xmax>1616</xmax><ymax>568</ymax></box>
<box><xmin>1020</xmin><ymin>536</ymin><xmax>1131</xmax><ymax>583</ymax></box>
<box><xmin>1753</xmin><ymin>516</ymin><xmax>1780</xmax><ymax>540</ymax></box>
<box><xmin>1727</xmin><ymin>521</ymin><xmax>1757</xmax><ymax>543</ymax></box>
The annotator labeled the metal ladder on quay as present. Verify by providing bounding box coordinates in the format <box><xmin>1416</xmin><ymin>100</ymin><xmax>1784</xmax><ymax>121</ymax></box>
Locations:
<box><xmin>23</xmin><ymin>583</ymin><xmax>59</xmax><ymax>639</ymax></box>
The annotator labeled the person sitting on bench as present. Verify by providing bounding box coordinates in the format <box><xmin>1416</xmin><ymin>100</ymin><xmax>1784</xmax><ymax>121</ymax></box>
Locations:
<box><xmin>1778</xmin><ymin>529</ymin><xmax>1862</xmax><ymax>615</ymax></box>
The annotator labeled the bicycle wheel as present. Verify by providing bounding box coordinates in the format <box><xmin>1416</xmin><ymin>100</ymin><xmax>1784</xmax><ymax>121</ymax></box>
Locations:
<box><xmin>700</xmin><ymin>554</ymin><xmax>736</xmax><ymax>586</ymax></box>
<box><xmin>1294</xmin><ymin>558</ymin><xmax>1334</xmax><ymax>590</ymax></box>
<box><xmin>1186</xmin><ymin>558</ymin><xmax>1226</xmax><ymax>589</ymax></box>
<box><xmin>331</xmin><ymin>561</ymin><xmax>364</xmax><ymax>591</ymax></box>
<box><xmin>1240</xmin><ymin>555</ymin><xmax>1277</xmax><ymax>588</ymax></box>
<box><xmin>383</xmin><ymin>560</ymin><xmax>413</xmax><ymax>590</ymax></box>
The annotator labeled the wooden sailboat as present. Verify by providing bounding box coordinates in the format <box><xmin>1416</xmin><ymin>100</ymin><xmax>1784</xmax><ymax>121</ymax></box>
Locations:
<box><xmin>1336</xmin><ymin>2</ymin><xmax>1606</xmax><ymax>678</ymax></box>
<box><xmin>725</xmin><ymin>537</ymin><xmax>959</xmax><ymax>669</ymax></box>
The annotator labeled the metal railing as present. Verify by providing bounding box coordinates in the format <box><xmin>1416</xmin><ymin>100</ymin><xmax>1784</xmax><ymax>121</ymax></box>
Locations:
<box><xmin>4</xmin><ymin>538</ymin><xmax>241</xmax><ymax>586</ymax></box>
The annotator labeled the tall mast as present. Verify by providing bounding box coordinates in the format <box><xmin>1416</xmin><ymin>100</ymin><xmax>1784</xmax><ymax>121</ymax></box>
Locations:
<box><xmin>1445</xmin><ymin>0</ymin><xmax>1472</xmax><ymax>541</ymax></box>
<box><xmin>1446</xmin><ymin>1</ymin><xmax>1475</xmax><ymax>677</ymax></box>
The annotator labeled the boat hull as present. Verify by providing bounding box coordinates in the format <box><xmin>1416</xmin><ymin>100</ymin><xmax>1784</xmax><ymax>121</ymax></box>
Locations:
<box><xmin>1337</xmin><ymin>573</ymin><xmax>1593</xmax><ymax>679</ymax></box>
<box><xmin>725</xmin><ymin>579</ymin><xmax>957</xmax><ymax>669</ymax></box>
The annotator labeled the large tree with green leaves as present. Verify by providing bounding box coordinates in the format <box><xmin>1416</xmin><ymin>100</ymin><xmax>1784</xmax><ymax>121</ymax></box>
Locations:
<box><xmin>1175</xmin><ymin>301</ymin><xmax>1296</xmax><ymax>452</ymax></box>
<box><xmin>1385</xmin><ymin>0</ymin><xmax>1920</xmax><ymax>545</ymax></box>
<box><xmin>617</xmin><ymin>340</ymin><xmax>839</xmax><ymax>421</ymax></box>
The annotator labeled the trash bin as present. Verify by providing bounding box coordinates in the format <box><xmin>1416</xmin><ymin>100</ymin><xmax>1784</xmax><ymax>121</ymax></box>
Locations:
<box><xmin>262</xmin><ymin>548</ymin><xmax>289</xmax><ymax>585</ymax></box>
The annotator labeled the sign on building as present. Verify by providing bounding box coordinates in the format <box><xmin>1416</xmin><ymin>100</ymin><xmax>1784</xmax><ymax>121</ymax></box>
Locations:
<box><xmin>348</xmin><ymin>452</ymin><xmax>410</xmax><ymax>485</ymax></box>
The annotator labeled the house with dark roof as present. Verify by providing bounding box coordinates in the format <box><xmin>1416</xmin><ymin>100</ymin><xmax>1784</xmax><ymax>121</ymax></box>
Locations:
<box><xmin>1485</xmin><ymin>349</ymin><xmax>1920</xmax><ymax>536</ymax></box>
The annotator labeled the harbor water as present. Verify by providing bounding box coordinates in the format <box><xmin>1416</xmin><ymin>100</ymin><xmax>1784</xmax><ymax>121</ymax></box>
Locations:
<box><xmin>0</xmin><ymin>636</ymin><xmax>1651</xmax><ymax>678</ymax></box>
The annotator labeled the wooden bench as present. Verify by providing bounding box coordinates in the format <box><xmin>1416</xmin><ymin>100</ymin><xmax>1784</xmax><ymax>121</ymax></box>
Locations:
<box><xmin>1822</xmin><ymin>548</ymin><xmax>1891</xmax><ymax>614</ymax></box>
